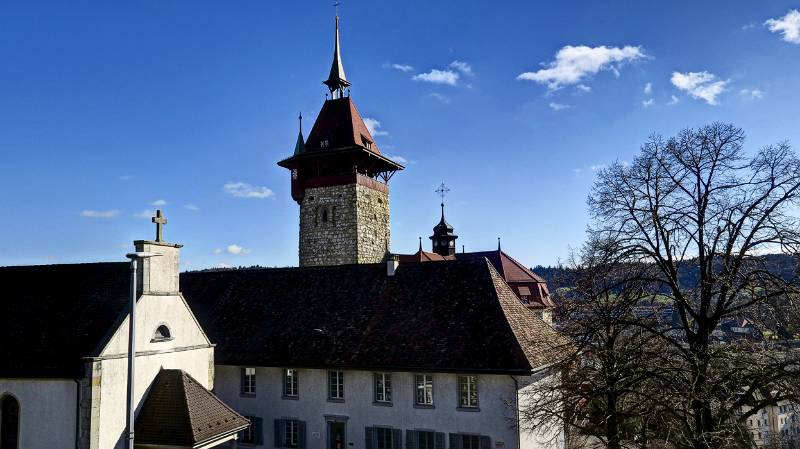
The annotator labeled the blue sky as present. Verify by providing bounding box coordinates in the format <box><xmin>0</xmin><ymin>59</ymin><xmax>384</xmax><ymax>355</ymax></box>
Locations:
<box><xmin>1</xmin><ymin>1</ymin><xmax>799</xmax><ymax>269</ymax></box>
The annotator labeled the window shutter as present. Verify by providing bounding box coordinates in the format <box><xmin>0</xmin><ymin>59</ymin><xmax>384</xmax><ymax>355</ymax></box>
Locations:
<box><xmin>449</xmin><ymin>434</ymin><xmax>459</xmax><ymax>449</ymax></box>
<box><xmin>365</xmin><ymin>427</ymin><xmax>375</xmax><ymax>449</ymax></box>
<box><xmin>435</xmin><ymin>433</ymin><xmax>445</xmax><ymax>449</ymax></box>
<box><xmin>275</xmin><ymin>419</ymin><xmax>284</xmax><ymax>448</ymax></box>
<box><xmin>299</xmin><ymin>421</ymin><xmax>307</xmax><ymax>449</ymax></box>
<box><xmin>480</xmin><ymin>436</ymin><xmax>490</xmax><ymax>449</ymax></box>
<box><xmin>240</xmin><ymin>367</ymin><xmax>246</xmax><ymax>394</ymax></box>
<box><xmin>392</xmin><ymin>429</ymin><xmax>402</xmax><ymax>449</ymax></box>
<box><xmin>406</xmin><ymin>430</ymin><xmax>416</xmax><ymax>449</ymax></box>
<box><xmin>254</xmin><ymin>417</ymin><xmax>264</xmax><ymax>445</ymax></box>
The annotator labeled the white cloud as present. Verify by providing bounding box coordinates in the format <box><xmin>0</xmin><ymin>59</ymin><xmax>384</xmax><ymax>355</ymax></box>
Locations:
<box><xmin>412</xmin><ymin>69</ymin><xmax>459</xmax><ymax>86</ymax></box>
<box><xmin>670</xmin><ymin>71</ymin><xmax>729</xmax><ymax>105</ymax></box>
<box><xmin>575</xmin><ymin>84</ymin><xmax>592</xmax><ymax>94</ymax></box>
<box><xmin>668</xmin><ymin>95</ymin><xmax>680</xmax><ymax>105</ymax></box>
<box><xmin>134</xmin><ymin>209</ymin><xmax>156</xmax><ymax>219</ymax></box>
<box><xmin>383</xmin><ymin>63</ymin><xmax>415</xmax><ymax>72</ymax></box>
<box><xmin>549</xmin><ymin>102</ymin><xmax>571</xmax><ymax>111</ymax></box>
<box><xmin>363</xmin><ymin>117</ymin><xmax>389</xmax><ymax>137</ymax></box>
<box><xmin>81</xmin><ymin>209</ymin><xmax>120</xmax><ymax>218</ymax></box>
<box><xmin>213</xmin><ymin>248</ymin><xmax>223</xmax><ymax>254</ymax></box>
<box><xmin>449</xmin><ymin>60</ymin><xmax>474</xmax><ymax>76</ymax></box>
<box><xmin>765</xmin><ymin>10</ymin><xmax>800</xmax><ymax>44</ymax></box>
<box><xmin>517</xmin><ymin>45</ymin><xmax>646</xmax><ymax>90</ymax></box>
<box><xmin>151</xmin><ymin>199</ymin><xmax>167</xmax><ymax>206</ymax></box>
<box><xmin>386</xmin><ymin>154</ymin><xmax>414</xmax><ymax>165</ymax></box>
<box><xmin>184</xmin><ymin>204</ymin><xmax>199</xmax><ymax>211</ymax></box>
<box><xmin>742</xmin><ymin>22</ymin><xmax>757</xmax><ymax>30</ymax></box>
<box><xmin>429</xmin><ymin>92</ymin><xmax>452</xmax><ymax>103</ymax></box>
<box><xmin>642</xmin><ymin>98</ymin><xmax>654</xmax><ymax>107</ymax></box>
<box><xmin>644</xmin><ymin>82</ymin><xmax>653</xmax><ymax>95</ymax></box>
<box><xmin>226</xmin><ymin>244</ymin><xmax>251</xmax><ymax>255</ymax></box>
<box><xmin>224</xmin><ymin>182</ymin><xmax>274</xmax><ymax>199</ymax></box>
<box><xmin>740</xmin><ymin>88</ymin><xmax>765</xmax><ymax>99</ymax></box>
<box><xmin>572</xmin><ymin>168</ymin><xmax>583</xmax><ymax>176</ymax></box>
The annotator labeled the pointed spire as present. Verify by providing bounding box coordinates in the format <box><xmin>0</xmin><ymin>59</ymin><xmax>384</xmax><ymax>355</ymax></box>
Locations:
<box><xmin>323</xmin><ymin>14</ymin><xmax>351</xmax><ymax>98</ymax></box>
<box><xmin>498</xmin><ymin>237</ymin><xmax>502</xmax><ymax>251</ymax></box>
<box><xmin>418</xmin><ymin>237</ymin><xmax>423</xmax><ymax>252</ymax></box>
<box><xmin>293</xmin><ymin>113</ymin><xmax>305</xmax><ymax>155</ymax></box>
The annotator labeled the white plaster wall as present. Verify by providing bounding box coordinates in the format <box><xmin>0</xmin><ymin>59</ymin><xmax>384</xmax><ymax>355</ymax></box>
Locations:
<box><xmin>215</xmin><ymin>366</ymin><xmax>523</xmax><ymax>449</ymax></box>
<box><xmin>516</xmin><ymin>373</ymin><xmax>564</xmax><ymax>449</ymax></box>
<box><xmin>0</xmin><ymin>379</ymin><xmax>77</xmax><ymax>449</ymax></box>
<box><xmin>96</xmin><ymin>293</ymin><xmax>214</xmax><ymax>449</ymax></box>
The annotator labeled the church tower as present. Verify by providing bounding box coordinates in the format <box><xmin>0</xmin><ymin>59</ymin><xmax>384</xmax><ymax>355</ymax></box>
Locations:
<box><xmin>278</xmin><ymin>14</ymin><xmax>403</xmax><ymax>267</ymax></box>
<box><xmin>430</xmin><ymin>204</ymin><xmax>458</xmax><ymax>256</ymax></box>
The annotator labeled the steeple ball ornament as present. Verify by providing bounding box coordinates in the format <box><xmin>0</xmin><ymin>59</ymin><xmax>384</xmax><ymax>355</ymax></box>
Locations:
<box><xmin>323</xmin><ymin>14</ymin><xmax>351</xmax><ymax>99</ymax></box>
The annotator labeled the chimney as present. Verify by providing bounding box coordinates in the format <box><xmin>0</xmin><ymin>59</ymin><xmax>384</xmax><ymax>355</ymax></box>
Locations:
<box><xmin>387</xmin><ymin>254</ymin><xmax>399</xmax><ymax>277</ymax></box>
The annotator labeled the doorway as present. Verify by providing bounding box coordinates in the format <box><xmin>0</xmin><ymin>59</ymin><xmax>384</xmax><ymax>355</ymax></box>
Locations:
<box><xmin>0</xmin><ymin>394</ymin><xmax>20</xmax><ymax>449</ymax></box>
<box><xmin>327</xmin><ymin>420</ymin><xmax>346</xmax><ymax>449</ymax></box>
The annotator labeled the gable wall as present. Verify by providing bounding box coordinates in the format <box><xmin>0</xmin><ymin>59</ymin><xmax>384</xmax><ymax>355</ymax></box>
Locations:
<box><xmin>90</xmin><ymin>293</ymin><xmax>214</xmax><ymax>449</ymax></box>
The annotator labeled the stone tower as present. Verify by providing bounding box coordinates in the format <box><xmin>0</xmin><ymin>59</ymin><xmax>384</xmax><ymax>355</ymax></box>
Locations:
<box><xmin>277</xmin><ymin>15</ymin><xmax>404</xmax><ymax>267</ymax></box>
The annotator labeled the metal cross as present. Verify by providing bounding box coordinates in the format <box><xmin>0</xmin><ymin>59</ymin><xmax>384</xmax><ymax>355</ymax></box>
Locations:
<box><xmin>435</xmin><ymin>182</ymin><xmax>450</xmax><ymax>202</ymax></box>
<box><xmin>152</xmin><ymin>209</ymin><xmax>167</xmax><ymax>242</ymax></box>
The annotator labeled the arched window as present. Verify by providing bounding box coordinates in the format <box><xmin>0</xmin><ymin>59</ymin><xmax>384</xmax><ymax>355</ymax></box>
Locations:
<box><xmin>1</xmin><ymin>394</ymin><xmax>20</xmax><ymax>449</ymax></box>
<box><xmin>322</xmin><ymin>208</ymin><xmax>329</xmax><ymax>223</ymax></box>
<box><xmin>151</xmin><ymin>324</ymin><xmax>172</xmax><ymax>343</ymax></box>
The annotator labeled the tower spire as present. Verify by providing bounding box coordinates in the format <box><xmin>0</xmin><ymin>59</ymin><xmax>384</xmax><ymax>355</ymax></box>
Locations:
<box><xmin>323</xmin><ymin>8</ymin><xmax>351</xmax><ymax>99</ymax></box>
<box><xmin>293</xmin><ymin>113</ymin><xmax>305</xmax><ymax>155</ymax></box>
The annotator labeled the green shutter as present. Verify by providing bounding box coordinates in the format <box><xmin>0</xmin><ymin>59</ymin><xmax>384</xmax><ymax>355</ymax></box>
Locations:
<box><xmin>449</xmin><ymin>434</ymin><xmax>458</xmax><ymax>449</ymax></box>
<box><xmin>275</xmin><ymin>419</ymin><xmax>284</xmax><ymax>447</ymax></box>
<box><xmin>479</xmin><ymin>436</ymin><xmax>490</xmax><ymax>449</ymax></box>
<box><xmin>365</xmin><ymin>427</ymin><xmax>374</xmax><ymax>449</ymax></box>
<box><xmin>406</xmin><ymin>430</ymin><xmax>416</xmax><ymax>449</ymax></box>
<box><xmin>435</xmin><ymin>433</ymin><xmax>445</xmax><ymax>449</ymax></box>
<box><xmin>299</xmin><ymin>421</ymin><xmax>307</xmax><ymax>449</ymax></box>
<box><xmin>392</xmin><ymin>429</ymin><xmax>402</xmax><ymax>449</ymax></box>
<box><xmin>254</xmin><ymin>417</ymin><xmax>264</xmax><ymax>445</ymax></box>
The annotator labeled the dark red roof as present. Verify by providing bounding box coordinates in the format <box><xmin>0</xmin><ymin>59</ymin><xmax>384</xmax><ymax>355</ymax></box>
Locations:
<box><xmin>135</xmin><ymin>369</ymin><xmax>248</xmax><ymax>447</ymax></box>
<box><xmin>305</xmin><ymin>97</ymin><xmax>380</xmax><ymax>154</ymax></box>
<box><xmin>398</xmin><ymin>250</ymin><xmax>554</xmax><ymax>308</ymax></box>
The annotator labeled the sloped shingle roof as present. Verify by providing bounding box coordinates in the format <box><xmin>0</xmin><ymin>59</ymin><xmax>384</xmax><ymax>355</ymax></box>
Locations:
<box><xmin>135</xmin><ymin>369</ymin><xmax>248</xmax><ymax>447</ymax></box>
<box><xmin>181</xmin><ymin>259</ymin><xmax>566</xmax><ymax>374</ymax></box>
<box><xmin>0</xmin><ymin>262</ymin><xmax>130</xmax><ymax>378</ymax></box>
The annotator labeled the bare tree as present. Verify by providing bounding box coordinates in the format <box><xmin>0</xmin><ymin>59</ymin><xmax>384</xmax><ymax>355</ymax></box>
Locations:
<box><xmin>588</xmin><ymin>123</ymin><xmax>800</xmax><ymax>448</ymax></box>
<box><xmin>522</xmin><ymin>123</ymin><xmax>800</xmax><ymax>449</ymax></box>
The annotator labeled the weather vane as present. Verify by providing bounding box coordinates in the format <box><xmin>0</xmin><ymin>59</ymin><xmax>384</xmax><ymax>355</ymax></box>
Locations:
<box><xmin>435</xmin><ymin>182</ymin><xmax>450</xmax><ymax>205</ymax></box>
<box><xmin>333</xmin><ymin>0</ymin><xmax>340</xmax><ymax>16</ymax></box>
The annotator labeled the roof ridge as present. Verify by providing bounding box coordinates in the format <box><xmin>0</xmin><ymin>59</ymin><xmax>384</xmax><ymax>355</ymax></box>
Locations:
<box><xmin>180</xmin><ymin>370</ymin><xmax>249</xmax><ymax>445</ymax></box>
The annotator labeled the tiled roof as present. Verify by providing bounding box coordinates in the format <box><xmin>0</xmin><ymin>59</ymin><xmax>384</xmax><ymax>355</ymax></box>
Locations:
<box><xmin>0</xmin><ymin>262</ymin><xmax>130</xmax><ymax>378</ymax></box>
<box><xmin>181</xmin><ymin>259</ymin><xmax>565</xmax><ymax>374</ymax></box>
<box><xmin>135</xmin><ymin>369</ymin><xmax>249</xmax><ymax>447</ymax></box>
<box><xmin>304</xmin><ymin>97</ymin><xmax>380</xmax><ymax>155</ymax></box>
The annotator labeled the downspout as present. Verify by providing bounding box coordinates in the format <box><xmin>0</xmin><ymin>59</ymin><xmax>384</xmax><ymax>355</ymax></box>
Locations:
<box><xmin>510</xmin><ymin>375</ymin><xmax>521</xmax><ymax>449</ymax></box>
<box><xmin>74</xmin><ymin>378</ymin><xmax>81</xmax><ymax>449</ymax></box>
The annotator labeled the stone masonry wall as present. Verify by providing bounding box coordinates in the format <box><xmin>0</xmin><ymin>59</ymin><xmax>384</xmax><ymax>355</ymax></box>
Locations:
<box><xmin>299</xmin><ymin>182</ymin><xmax>389</xmax><ymax>266</ymax></box>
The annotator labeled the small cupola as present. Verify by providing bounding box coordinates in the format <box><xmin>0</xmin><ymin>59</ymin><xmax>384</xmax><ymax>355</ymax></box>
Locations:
<box><xmin>430</xmin><ymin>183</ymin><xmax>458</xmax><ymax>256</ymax></box>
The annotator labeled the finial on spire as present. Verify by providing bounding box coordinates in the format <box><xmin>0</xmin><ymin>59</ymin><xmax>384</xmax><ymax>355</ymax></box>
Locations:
<box><xmin>497</xmin><ymin>237</ymin><xmax>501</xmax><ymax>251</ymax></box>
<box><xmin>323</xmin><ymin>6</ymin><xmax>350</xmax><ymax>99</ymax></box>
<box><xmin>462</xmin><ymin>244</ymin><xmax>465</xmax><ymax>253</ymax></box>
<box><xmin>418</xmin><ymin>237</ymin><xmax>422</xmax><ymax>252</ymax></box>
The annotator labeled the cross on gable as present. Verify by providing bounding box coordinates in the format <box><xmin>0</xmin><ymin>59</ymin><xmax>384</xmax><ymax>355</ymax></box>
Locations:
<box><xmin>152</xmin><ymin>209</ymin><xmax>167</xmax><ymax>242</ymax></box>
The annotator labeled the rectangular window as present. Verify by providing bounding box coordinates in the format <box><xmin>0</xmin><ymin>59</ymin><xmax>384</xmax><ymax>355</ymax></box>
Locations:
<box><xmin>328</xmin><ymin>370</ymin><xmax>345</xmax><ymax>400</ymax></box>
<box><xmin>284</xmin><ymin>368</ymin><xmax>298</xmax><ymax>397</ymax></box>
<box><xmin>450</xmin><ymin>434</ymin><xmax>488</xmax><ymax>449</ymax></box>
<box><xmin>240</xmin><ymin>416</ymin><xmax>263</xmax><ymax>445</ymax></box>
<box><xmin>241</xmin><ymin>367</ymin><xmax>256</xmax><ymax>395</ymax></box>
<box><xmin>374</xmin><ymin>373</ymin><xmax>392</xmax><ymax>403</ymax></box>
<box><xmin>417</xmin><ymin>431</ymin><xmax>435</xmax><ymax>449</ymax></box>
<box><xmin>376</xmin><ymin>428</ymin><xmax>393</xmax><ymax>449</ymax></box>
<box><xmin>415</xmin><ymin>374</ymin><xmax>434</xmax><ymax>406</ymax></box>
<box><xmin>285</xmin><ymin>419</ymin><xmax>299</xmax><ymax>448</ymax></box>
<box><xmin>461</xmin><ymin>435</ymin><xmax>480</xmax><ymax>449</ymax></box>
<box><xmin>458</xmin><ymin>376</ymin><xmax>478</xmax><ymax>408</ymax></box>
